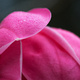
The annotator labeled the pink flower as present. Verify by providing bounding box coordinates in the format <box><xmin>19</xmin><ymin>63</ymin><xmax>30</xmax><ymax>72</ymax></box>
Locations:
<box><xmin>0</xmin><ymin>8</ymin><xmax>80</xmax><ymax>80</ymax></box>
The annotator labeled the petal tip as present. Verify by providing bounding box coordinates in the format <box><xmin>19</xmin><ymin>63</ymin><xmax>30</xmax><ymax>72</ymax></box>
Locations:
<box><xmin>28</xmin><ymin>8</ymin><xmax>51</xmax><ymax>22</ymax></box>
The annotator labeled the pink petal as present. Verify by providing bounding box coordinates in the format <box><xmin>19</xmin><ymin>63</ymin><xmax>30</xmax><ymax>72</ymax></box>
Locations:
<box><xmin>22</xmin><ymin>27</ymin><xmax>80</xmax><ymax>80</ymax></box>
<box><xmin>43</xmin><ymin>27</ymin><xmax>80</xmax><ymax>65</ymax></box>
<box><xmin>0</xmin><ymin>8</ymin><xmax>51</xmax><ymax>80</ymax></box>
<box><xmin>0</xmin><ymin>8</ymin><xmax>51</xmax><ymax>39</ymax></box>
<box><xmin>0</xmin><ymin>41</ymin><xmax>21</xmax><ymax>80</ymax></box>
<box><xmin>0</xmin><ymin>8</ymin><xmax>51</xmax><ymax>54</ymax></box>
<box><xmin>53</xmin><ymin>27</ymin><xmax>80</xmax><ymax>61</ymax></box>
<box><xmin>0</xmin><ymin>28</ymin><xmax>17</xmax><ymax>54</ymax></box>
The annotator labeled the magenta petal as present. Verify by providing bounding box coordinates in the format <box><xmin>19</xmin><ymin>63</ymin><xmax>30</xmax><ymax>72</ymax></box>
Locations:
<box><xmin>43</xmin><ymin>27</ymin><xmax>80</xmax><ymax>65</ymax></box>
<box><xmin>0</xmin><ymin>8</ymin><xmax>51</xmax><ymax>54</ymax></box>
<box><xmin>22</xmin><ymin>27</ymin><xmax>80</xmax><ymax>80</ymax></box>
<box><xmin>1</xmin><ymin>8</ymin><xmax>51</xmax><ymax>39</ymax></box>
<box><xmin>28</xmin><ymin>8</ymin><xmax>51</xmax><ymax>23</ymax></box>
<box><xmin>0</xmin><ymin>28</ymin><xmax>17</xmax><ymax>54</ymax></box>
<box><xmin>0</xmin><ymin>41</ymin><xmax>21</xmax><ymax>80</ymax></box>
<box><xmin>22</xmin><ymin>74</ymin><xmax>27</xmax><ymax>80</ymax></box>
<box><xmin>53</xmin><ymin>28</ymin><xmax>80</xmax><ymax>63</ymax></box>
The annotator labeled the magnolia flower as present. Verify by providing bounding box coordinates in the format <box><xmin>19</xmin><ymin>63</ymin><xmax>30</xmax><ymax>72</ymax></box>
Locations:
<box><xmin>0</xmin><ymin>8</ymin><xmax>80</xmax><ymax>80</ymax></box>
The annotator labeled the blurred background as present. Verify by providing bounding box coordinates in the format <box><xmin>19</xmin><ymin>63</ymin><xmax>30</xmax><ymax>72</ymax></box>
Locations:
<box><xmin>0</xmin><ymin>0</ymin><xmax>80</xmax><ymax>36</ymax></box>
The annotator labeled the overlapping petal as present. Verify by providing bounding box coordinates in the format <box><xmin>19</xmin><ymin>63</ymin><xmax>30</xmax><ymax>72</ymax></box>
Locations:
<box><xmin>53</xmin><ymin>28</ymin><xmax>80</xmax><ymax>61</ymax></box>
<box><xmin>0</xmin><ymin>8</ymin><xmax>51</xmax><ymax>80</ymax></box>
<box><xmin>0</xmin><ymin>8</ymin><xmax>80</xmax><ymax>80</ymax></box>
<box><xmin>22</xmin><ymin>27</ymin><xmax>80</xmax><ymax>80</ymax></box>
<box><xmin>0</xmin><ymin>28</ymin><xmax>17</xmax><ymax>54</ymax></box>
<box><xmin>0</xmin><ymin>8</ymin><xmax>51</xmax><ymax>55</ymax></box>
<box><xmin>43</xmin><ymin>27</ymin><xmax>80</xmax><ymax>65</ymax></box>
<box><xmin>0</xmin><ymin>8</ymin><xmax>51</xmax><ymax>39</ymax></box>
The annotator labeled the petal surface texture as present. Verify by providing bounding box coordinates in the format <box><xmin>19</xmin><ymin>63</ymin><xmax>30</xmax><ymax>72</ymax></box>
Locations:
<box><xmin>0</xmin><ymin>8</ymin><xmax>51</xmax><ymax>54</ymax></box>
<box><xmin>0</xmin><ymin>41</ymin><xmax>21</xmax><ymax>80</ymax></box>
<box><xmin>22</xmin><ymin>27</ymin><xmax>80</xmax><ymax>80</ymax></box>
<box><xmin>0</xmin><ymin>8</ymin><xmax>51</xmax><ymax>39</ymax></box>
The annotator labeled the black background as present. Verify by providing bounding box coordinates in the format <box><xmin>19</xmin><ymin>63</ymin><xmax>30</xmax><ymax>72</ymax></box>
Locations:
<box><xmin>0</xmin><ymin>0</ymin><xmax>80</xmax><ymax>36</ymax></box>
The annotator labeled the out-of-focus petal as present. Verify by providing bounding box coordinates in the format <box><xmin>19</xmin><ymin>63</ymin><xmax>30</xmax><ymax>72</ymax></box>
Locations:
<box><xmin>22</xmin><ymin>27</ymin><xmax>80</xmax><ymax>80</ymax></box>
<box><xmin>53</xmin><ymin>27</ymin><xmax>80</xmax><ymax>61</ymax></box>
<box><xmin>43</xmin><ymin>27</ymin><xmax>80</xmax><ymax>65</ymax></box>
<box><xmin>0</xmin><ymin>41</ymin><xmax>21</xmax><ymax>80</ymax></box>
<box><xmin>22</xmin><ymin>74</ymin><xmax>27</xmax><ymax>80</ymax></box>
<box><xmin>0</xmin><ymin>8</ymin><xmax>51</xmax><ymax>39</ymax></box>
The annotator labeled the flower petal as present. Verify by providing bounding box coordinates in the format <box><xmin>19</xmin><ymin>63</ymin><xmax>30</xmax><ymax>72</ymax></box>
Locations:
<box><xmin>43</xmin><ymin>27</ymin><xmax>80</xmax><ymax>65</ymax></box>
<box><xmin>0</xmin><ymin>8</ymin><xmax>51</xmax><ymax>54</ymax></box>
<box><xmin>22</xmin><ymin>27</ymin><xmax>80</xmax><ymax>80</ymax></box>
<box><xmin>0</xmin><ymin>8</ymin><xmax>51</xmax><ymax>39</ymax></box>
<box><xmin>53</xmin><ymin>27</ymin><xmax>80</xmax><ymax>64</ymax></box>
<box><xmin>0</xmin><ymin>28</ymin><xmax>17</xmax><ymax>54</ymax></box>
<box><xmin>0</xmin><ymin>41</ymin><xmax>21</xmax><ymax>80</ymax></box>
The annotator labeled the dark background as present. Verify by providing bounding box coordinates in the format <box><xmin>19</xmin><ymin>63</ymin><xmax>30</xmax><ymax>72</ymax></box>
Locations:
<box><xmin>0</xmin><ymin>0</ymin><xmax>80</xmax><ymax>36</ymax></box>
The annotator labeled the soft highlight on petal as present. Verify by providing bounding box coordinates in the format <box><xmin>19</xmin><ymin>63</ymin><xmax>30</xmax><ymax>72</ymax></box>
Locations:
<box><xmin>42</xmin><ymin>27</ymin><xmax>80</xmax><ymax>65</ymax></box>
<box><xmin>0</xmin><ymin>8</ymin><xmax>51</xmax><ymax>39</ymax></box>
<box><xmin>22</xmin><ymin>27</ymin><xmax>80</xmax><ymax>80</ymax></box>
<box><xmin>53</xmin><ymin>28</ymin><xmax>80</xmax><ymax>64</ymax></box>
<box><xmin>0</xmin><ymin>8</ymin><xmax>51</xmax><ymax>54</ymax></box>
